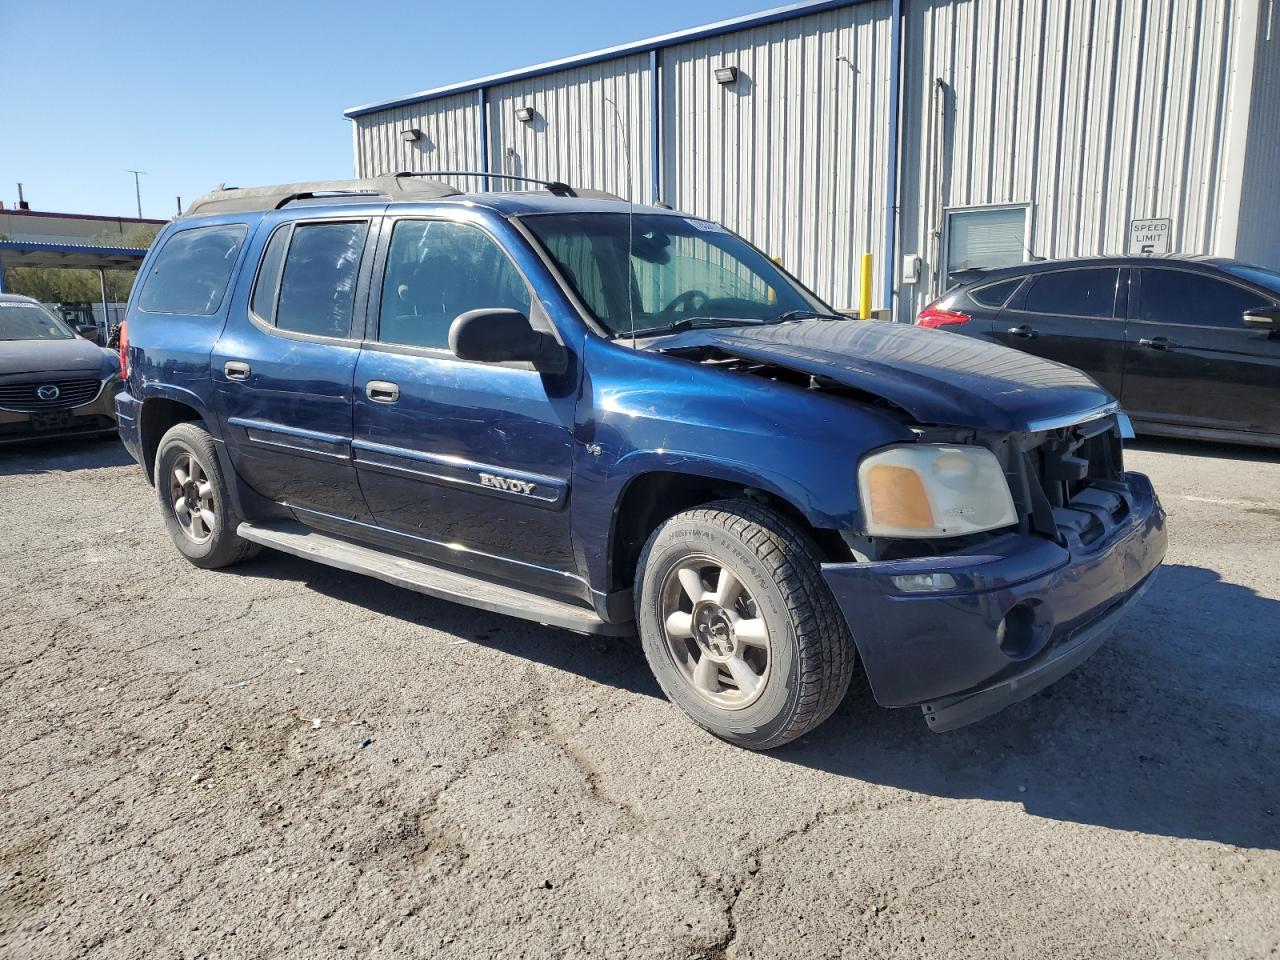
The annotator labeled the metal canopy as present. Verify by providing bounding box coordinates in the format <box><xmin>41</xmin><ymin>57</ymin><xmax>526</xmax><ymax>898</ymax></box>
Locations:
<box><xmin>0</xmin><ymin>239</ymin><xmax>148</xmax><ymax>271</ymax></box>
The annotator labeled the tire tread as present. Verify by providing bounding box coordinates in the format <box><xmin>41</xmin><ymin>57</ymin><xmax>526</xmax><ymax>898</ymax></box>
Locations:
<box><xmin>638</xmin><ymin>499</ymin><xmax>856</xmax><ymax>749</ymax></box>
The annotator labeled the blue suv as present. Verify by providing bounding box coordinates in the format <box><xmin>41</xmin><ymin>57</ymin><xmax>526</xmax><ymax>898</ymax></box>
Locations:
<box><xmin>115</xmin><ymin>175</ymin><xmax>1166</xmax><ymax>749</ymax></box>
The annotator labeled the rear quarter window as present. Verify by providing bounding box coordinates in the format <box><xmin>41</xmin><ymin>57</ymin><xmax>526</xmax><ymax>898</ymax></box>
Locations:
<box><xmin>137</xmin><ymin>223</ymin><xmax>248</xmax><ymax>316</ymax></box>
<box><xmin>968</xmin><ymin>277</ymin><xmax>1023</xmax><ymax>308</ymax></box>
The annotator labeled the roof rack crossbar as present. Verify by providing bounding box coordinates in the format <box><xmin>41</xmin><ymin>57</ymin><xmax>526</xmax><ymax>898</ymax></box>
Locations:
<box><xmin>390</xmin><ymin>170</ymin><xmax>577</xmax><ymax>198</ymax></box>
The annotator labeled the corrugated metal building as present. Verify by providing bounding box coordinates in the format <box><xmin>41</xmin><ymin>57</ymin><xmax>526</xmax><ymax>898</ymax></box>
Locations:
<box><xmin>344</xmin><ymin>0</ymin><xmax>1279</xmax><ymax>320</ymax></box>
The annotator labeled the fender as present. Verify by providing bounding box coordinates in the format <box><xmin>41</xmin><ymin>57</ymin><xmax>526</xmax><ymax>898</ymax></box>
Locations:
<box><xmin>136</xmin><ymin>381</ymin><xmax>223</xmax><ymax>440</ymax></box>
<box><xmin>571</xmin><ymin>336</ymin><xmax>913</xmax><ymax>596</ymax></box>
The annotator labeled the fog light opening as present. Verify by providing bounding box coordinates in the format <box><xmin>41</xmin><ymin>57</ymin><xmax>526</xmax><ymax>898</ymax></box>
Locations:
<box><xmin>997</xmin><ymin>601</ymin><xmax>1047</xmax><ymax>660</ymax></box>
<box><xmin>891</xmin><ymin>572</ymin><xmax>958</xmax><ymax>593</ymax></box>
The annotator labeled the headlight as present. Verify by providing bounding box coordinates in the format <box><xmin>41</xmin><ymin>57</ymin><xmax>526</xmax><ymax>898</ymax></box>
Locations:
<box><xmin>857</xmin><ymin>444</ymin><xmax>1017</xmax><ymax>538</ymax></box>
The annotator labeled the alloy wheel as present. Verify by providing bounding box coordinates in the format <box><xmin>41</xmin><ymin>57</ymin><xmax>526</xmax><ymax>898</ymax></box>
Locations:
<box><xmin>660</xmin><ymin>555</ymin><xmax>771</xmax><ymax>710</ymax></box>
<box><xmin>168</xmin><ymin>451</ymin><xmax>216</xmax><ymax>544</ymax></box>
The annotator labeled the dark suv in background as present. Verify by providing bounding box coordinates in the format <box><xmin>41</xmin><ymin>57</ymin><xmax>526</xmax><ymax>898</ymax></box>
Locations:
<box><xmin>115</xmin><ymin>176</ymin><xmax>1166</xmax><ymax>749</ymax></box>
<box><xmin>918</xmin><ymin>257</ymin><xmax>1280</xmax><ymax>448</ymax></box>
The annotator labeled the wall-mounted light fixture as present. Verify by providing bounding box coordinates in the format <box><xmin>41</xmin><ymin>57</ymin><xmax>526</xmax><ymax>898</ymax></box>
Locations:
<box><xmin>401</xmin><ymin>128</ymin><xmax>422</xmax><ymax>142</ymax></box>
<box><xmin>714</xmin><ymin>66</ymin><xmax>739</xmax><ymax>85</ymax></box>
<box><xmin>514</xmin><ymin>105</ymin><xmax>536</xmax><ymax>123</ymax></box>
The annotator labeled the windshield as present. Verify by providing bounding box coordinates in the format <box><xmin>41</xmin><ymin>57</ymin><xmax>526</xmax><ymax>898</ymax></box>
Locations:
<box><xmin>1221</xmin><ymin>262</ymin><xmax>1280</xmax><ymax>296</ymax></box>
<box><xmin>522</xmin><ymin>213</ymin><xmax>827</xmax><ymax>337</ymax></box>
<box><xmin>0</xmin><ymin>301</ymin><xmax>76</xmax><ymax>342</ymax></box>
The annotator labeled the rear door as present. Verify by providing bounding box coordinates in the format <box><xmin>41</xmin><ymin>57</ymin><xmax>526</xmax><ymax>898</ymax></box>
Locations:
<box><xmin>993</xmin><ymin>266</ymin><xmax>1126</xmax><ymax>396</ymax></box>
<box><xmin>212</xmin><ymin>210</ymin><xmax>378</xmax><ymax>521</ymax></box>
<box><xmin>350</xmin><ymin>212</ymin><xmax>580</xmax><ymax>597</ymax></box>
<box><xmin>958</xmin><ymin>276</ymin><xmax>1026</xmax><ymax>339</ymax></box>
<box><xmin>1124</xmin><ymin>267</ymin><xmax>1280</xmax><ymax>436</ymax></box>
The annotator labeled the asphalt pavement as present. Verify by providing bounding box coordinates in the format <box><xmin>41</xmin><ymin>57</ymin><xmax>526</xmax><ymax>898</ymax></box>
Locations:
<box><xmin>1</xmin><ymin>435</ymin><xmax>1277</xmax><ymax>958</ymax></box>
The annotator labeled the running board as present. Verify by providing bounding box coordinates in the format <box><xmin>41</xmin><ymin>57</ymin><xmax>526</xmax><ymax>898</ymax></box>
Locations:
<box><xmin>237</xmin><ymin>520</ymin><xmax>631</xmax><ymax>636</ymax></box>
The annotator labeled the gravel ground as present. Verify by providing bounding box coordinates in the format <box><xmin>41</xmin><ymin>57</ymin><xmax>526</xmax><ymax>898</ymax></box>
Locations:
<box><xmin>1</xmin><ymin>435</ymin><xmax>1277</xmax><ymax>959</ymax></box>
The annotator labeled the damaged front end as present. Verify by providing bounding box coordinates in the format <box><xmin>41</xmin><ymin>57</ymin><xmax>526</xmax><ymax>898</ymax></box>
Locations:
<box><xmin>658</xmin><ymin>333</ymin><xmax>1167</xmax><ymax>732</ymax></box>
<box><xmin>823</xmin><ymin>412</ymin><xmax>1166</xmax><ymax>732</ymax></box>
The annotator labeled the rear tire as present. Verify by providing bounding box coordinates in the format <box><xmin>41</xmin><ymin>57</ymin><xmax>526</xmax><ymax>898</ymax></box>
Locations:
<box><xmin>635</xmin><ymin>500</ymin><xmax>856</xmax><ymax>750</ymax></box>
<box><xmin>154</xmin><ymin>422</ymin><xmax>261</xmax><ymax>569</ymax></box>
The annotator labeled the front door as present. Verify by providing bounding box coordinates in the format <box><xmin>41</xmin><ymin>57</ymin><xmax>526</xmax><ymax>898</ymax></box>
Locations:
<box><xmin>213</xmin><ymin>213</ymin><xmax>377</xmax><ymax>521</ymax></box>
<box><xmin>351</xmin><ymin>213</ymin><xmax>580</xmax><ymax>597</ymax></box>
<box><xmin>994</xmin><ymin>266</ymin><xmax>1126</xmax><ymax>396</ymax></box>
<box><xmin>1124</xmin><ymin>267</ymin><xmax>1280</xmax><ymax>436</ymax></box>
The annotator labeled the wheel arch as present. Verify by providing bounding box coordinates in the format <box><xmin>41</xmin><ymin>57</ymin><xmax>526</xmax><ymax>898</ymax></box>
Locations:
<box><xmin>139</xmin><ymin>391</ymin><xmax>211</xmax><ymax>484</ymax></box>
<box><xmin>604</xmin><ymin>467</ymin><xmax>853</xmax><ymax>596</ymax></box>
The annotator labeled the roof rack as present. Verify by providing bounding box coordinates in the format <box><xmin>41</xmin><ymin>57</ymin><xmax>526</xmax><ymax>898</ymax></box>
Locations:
<box><xmin>388</xmin><ymin>170</ymin><xmax>623</xmax><ymax>202</ymax></box>
<box><xmin>182</xmin><ymin>176</ymin><xmax>462</xmax><ymax>217</ymax></box>
<box><xmin>391</xmin><ymin>170</ymin><xmax>578</xmax><ymax>197</ymax></box>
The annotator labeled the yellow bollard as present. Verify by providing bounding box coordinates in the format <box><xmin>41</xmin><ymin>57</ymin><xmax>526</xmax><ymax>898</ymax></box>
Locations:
<box><xmin>859</xmin><ymin>253</ymin><xmax>873</xmax><ymax>320</ymax></box>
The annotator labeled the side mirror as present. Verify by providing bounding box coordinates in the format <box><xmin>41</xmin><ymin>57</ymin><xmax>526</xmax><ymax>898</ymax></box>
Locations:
<box><xmin>76</xmin><ymin>324</ymin><xmax>102</xmax><ymax>343</ymax></box>
<box><xmin>1243</xmin><ymin>305</ymin><xmax>1280</xmax><ymax>331</ymax></box>
<box><xmin>449</xmin><ymin>309</ymin><xmax>566</xmax><ymax>373</ymax></box>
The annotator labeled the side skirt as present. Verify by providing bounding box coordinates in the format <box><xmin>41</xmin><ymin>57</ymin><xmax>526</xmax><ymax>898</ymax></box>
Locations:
<box><xmin>237</xmin><ymin>519</ymin><xmax>635</xmax><ymax>637</ymax></box>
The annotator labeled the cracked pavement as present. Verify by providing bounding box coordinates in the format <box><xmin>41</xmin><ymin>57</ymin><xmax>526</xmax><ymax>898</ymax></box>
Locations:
<box><xmin>1</xmin><ymin>437</ymin><xmax>1277</xmax><ymax>959</ymax></box>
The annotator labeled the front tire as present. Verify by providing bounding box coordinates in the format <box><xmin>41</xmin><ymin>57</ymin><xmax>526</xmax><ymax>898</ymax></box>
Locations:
<box><xmin>635</xmin><ymin>500</ymin><xmax>856</xmax><ymax>750</ymax></box>
<box><xmin>154</xmin><ymin>422</ymin><xmax>260</xmax><ymax>569</ymax></box>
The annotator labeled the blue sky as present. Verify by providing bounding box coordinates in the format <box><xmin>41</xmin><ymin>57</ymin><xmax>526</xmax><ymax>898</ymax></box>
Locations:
<box><xmin>0</xmin><ymin>0</ymin><xmax>768</xmax><ymax>220</ymax></box>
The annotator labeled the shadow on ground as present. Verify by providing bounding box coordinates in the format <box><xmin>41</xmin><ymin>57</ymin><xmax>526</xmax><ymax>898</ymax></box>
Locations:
<box><xmin>1127</xmin><ymin>434</ymin><xmax>1280</xmax><ymax>463</ymax></box>
<box><xmin>235</xmin><ymin>548</ymin><xmax>1280</xmax><ymax>851</ymax></box>
<box><xmin>782</xmin><ymin>562</ymin><xmax>1280</xmax><ymax>851</ymax></box>
<box><xmin>234</xmin><ymin>549</ymin><xmax>663</xmax><ymax>701</ymax></box>
<box><xmin>0</xmin><ymin>435</ymin><xmax>130</xmax><ymax>476</ymax></box>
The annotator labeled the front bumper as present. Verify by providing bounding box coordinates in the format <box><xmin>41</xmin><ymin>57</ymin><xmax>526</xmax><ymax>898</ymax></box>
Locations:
<box><xmin>0</xmin><ymin>377</ymin><xmax>121</xmax><ymax>445</ymax></box>
<box><xmin>821</xmin><ymin>471</ymin><xmax>1166</xmax><ymax>731</ymax></box>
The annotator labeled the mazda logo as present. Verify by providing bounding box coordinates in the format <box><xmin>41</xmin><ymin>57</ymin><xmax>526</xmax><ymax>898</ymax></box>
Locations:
<box><xmin>36</xmin><ymin>384</ymin><xmax>60</xmax><ymax>401</ymax></box>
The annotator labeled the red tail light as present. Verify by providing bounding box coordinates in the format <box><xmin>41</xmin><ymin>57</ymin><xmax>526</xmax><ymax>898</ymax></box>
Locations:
<box><xmin>917</xmin><ymin>306</ymin><xmax>971</xmax><ymax>329</ymax></box>
<box><xmin>118</xmin><ymin>321</ymin><xmax>129</xmax><ymax>379</ymax></box>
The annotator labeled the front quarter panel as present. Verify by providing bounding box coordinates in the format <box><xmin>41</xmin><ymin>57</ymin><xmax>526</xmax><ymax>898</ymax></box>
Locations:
<box><xmin>575</xmin><ymin>336</ymin><xmax>911</xmax><ymax>592</ymax></box>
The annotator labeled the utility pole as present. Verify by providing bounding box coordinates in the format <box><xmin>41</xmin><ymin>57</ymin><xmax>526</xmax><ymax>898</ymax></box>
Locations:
<box><xmin>127</xmin><ymin>170</ymin><xmax>146</xmax><ymax>218</ymax></box>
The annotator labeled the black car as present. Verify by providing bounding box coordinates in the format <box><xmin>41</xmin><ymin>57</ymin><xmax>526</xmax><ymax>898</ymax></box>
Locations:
<box><xmin>0</xmin><ymin>294</ymin><xmax>121</xmax><ymax>445</ymax></box>
<box><xmin>918</xmin><ymin>257</ymin><xmax>1280</xmax><ymax>448</ymax></box>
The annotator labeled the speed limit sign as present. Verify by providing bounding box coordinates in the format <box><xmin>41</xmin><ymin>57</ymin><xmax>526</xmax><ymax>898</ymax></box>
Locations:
<box><xmin>1128</xmin><ymin>218</ymin><xmax>1172</xmax><ymax>255</ymax></box>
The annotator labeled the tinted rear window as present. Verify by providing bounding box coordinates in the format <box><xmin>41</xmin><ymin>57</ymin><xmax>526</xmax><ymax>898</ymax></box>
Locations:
<box><xmin>1021</xmin><ymin>268</ymin><xmax>1118</xmax><ymax>319</ymax></box>
<box><xmin>274</xmin><ymin>221</ymin><xmax>368</xmax><ymax>338</ymax></box>
<box><xmin>969</xmin><ymin>277</ymin><xmax>1022</xmax><ymax>307</ymax></box>
<box><xmin>137</xmin><ymin>224</ymin><xmax>247</xmax><ymax>316</ymax></box>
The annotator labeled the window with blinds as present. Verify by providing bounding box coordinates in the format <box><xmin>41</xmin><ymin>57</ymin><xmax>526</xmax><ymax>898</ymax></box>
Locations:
<box><xmin>944</xmin><ymin>206</ymin><xmax>1029</xmax><ymax>289</ymax></box>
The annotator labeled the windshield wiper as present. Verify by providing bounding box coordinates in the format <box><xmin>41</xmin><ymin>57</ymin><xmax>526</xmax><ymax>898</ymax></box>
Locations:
<box><xmin>772</xmin><ymin>309</ymin><xmax>848</xmax><ymax>323</ymax></box>
<box><xmin>628</xmin><ymin>316</ymin><xmax>769</xmax><ymax>337</ymax></box>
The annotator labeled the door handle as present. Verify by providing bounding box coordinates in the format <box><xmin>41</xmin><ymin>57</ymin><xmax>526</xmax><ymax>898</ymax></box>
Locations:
<box><xmin>366</xmin><ymin>380</ymin><xmax>400</xmax><ymax>403</ymax></box>
<box><xmin>1006</xmin><ymin>324</ymin><xmax>1039</xmax><ymax>339</ymax></box>
<box><xmin>224</xmin><ymin>360</ymin><xmax>251</xmax><ymax>381</ymax></box>
<box><xmin>1138</xmin><ymin>336</ymin><xmax>1169</xmax><ymax>351</ymax></box>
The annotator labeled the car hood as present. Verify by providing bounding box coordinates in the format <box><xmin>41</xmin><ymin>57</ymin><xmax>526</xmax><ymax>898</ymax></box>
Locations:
<box><xmin>653</xmin><ymin>320</ymin><xmax>1116</xmax><ymax>432</ymax></box>
<box><xmin>0</xmin><ymin>336</ymin><xmax>113</xmax><ymax>379</ymax></box>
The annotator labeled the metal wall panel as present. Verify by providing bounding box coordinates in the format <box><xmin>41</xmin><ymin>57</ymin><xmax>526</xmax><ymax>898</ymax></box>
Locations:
<box><xmin>897</xmin><ymin>0</ymin><xmax>1252</xmax><ymax>317</ymax></box>
<box><xmin>348</xmin><ymin>0</ymin><xmax>1269</xmax><ymax>316</ymax></box>
<box><xmin>662</xmin><ymin>3</ymin><xmax>894</xmax><ymax>309</ymax></box>
<box><xmin>1235</xmin><ymin>5</ymin><xmax>1280</xmax><ymax>268</ymax></box>
<box><xmin>486</xmin><ymin>54</ymin><xmax>654</xmax><ymax>200</ymax></box>
<box><xmin>352</xmin><ymin>89</ymin><xmax>483</xmax><ymax>186</ymax></box>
